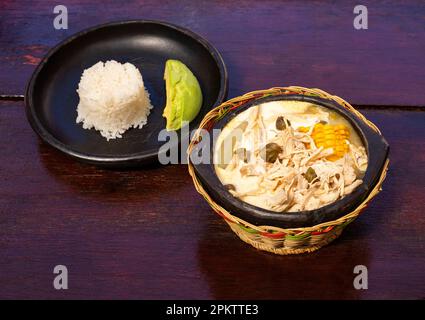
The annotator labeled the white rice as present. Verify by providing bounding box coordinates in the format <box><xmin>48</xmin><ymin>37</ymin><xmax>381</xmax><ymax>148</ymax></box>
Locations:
<box><xmin>76</xmin><ymin>60</ymin><xmax>153</xmax><ymax>140</ymax></box>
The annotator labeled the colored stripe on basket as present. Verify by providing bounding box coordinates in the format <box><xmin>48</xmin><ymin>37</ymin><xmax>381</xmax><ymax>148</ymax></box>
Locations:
<box><xmin>260</xmin><ymin>231</ymin><xmax>286</xmax><ymax>239</ymax></box>
<box><xmin>238</xmin><ymin>224</ymin><xmax>259</xmax><ymax>234</ymax></box>
<box><xmin>311</xmin><ymin>226</ymin><xmax>335</xmax><ymax>235</ymax></box>
<box><xmin>285</xmin><ymin>232</ymin><xmax>311</xmax><ymax>240</ymax></box>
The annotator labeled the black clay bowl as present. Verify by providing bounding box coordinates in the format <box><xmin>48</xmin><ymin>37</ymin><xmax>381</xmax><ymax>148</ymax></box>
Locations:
<box><xmin>191</xmin><ymin>94</ymin><xmax>389</xmax><ymax>229</ymax></box>
<box><xmin>26</xmin><ymin>20</ymin><xmax>228</xmax><ymax>167</ymax></box>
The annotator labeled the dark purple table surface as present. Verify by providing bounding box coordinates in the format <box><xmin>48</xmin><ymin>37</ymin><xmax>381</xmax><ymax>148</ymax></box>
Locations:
<box><xmin>0</xmin><ymin>0</ymin><xmax>424</xmax><ymax>299</ymax></box>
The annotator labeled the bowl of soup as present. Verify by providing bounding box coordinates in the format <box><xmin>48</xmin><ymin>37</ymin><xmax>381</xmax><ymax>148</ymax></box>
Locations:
<box><xmin>188</xmin><ymin>87</ymin><xmax>389</xmax><ymax>254</ymax></box>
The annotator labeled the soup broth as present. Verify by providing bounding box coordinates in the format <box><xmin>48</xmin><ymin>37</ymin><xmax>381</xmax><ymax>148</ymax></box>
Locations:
<box><xmin>214</xmin><ymin>100</ymin><xmax>368</xmax><ymax>212</ymax></box>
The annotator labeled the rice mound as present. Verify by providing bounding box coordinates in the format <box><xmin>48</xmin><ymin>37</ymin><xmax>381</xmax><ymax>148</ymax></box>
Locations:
<box><xmin>76</xmin><ymin>60</ymin><xmax>153</xmax><ymax>140</ymax></box>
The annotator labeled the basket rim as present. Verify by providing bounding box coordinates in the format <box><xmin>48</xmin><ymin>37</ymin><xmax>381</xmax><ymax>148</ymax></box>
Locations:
<box><xmin>187</xmin><ymin>86</ymin><xmax>390</xmax><ymax>234</ymax></box>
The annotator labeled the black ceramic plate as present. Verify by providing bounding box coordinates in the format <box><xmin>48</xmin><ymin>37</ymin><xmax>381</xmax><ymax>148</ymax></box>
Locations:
<box><xmin>191</xmin><ymin>94</ymin><xmax>389</xmax><ymax>228</ymax></box>
<box><xmin>26</xmin><ymin>20</ymin><xmax>228</xmax><ymax>167</ymax></box>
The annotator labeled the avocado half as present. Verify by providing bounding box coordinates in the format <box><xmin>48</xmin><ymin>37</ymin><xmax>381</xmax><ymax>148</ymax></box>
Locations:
<box><xmin>162</xmin><ymin>59</ymin><xmax>203</xmax><ymax>131</ymax></box>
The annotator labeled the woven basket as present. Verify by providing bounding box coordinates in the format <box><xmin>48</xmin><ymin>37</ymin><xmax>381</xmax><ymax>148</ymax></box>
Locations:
<box><xmin>188</xmin><ymin>86</ymin><xmax>389</xmax><ymax>255</ymax></box>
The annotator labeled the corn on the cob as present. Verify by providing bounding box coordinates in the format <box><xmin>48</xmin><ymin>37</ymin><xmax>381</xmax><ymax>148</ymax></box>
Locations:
<box><xmin>311</xmin><ymin>123</ymin><xmax>349</xmax><ymax>161</ymax></box>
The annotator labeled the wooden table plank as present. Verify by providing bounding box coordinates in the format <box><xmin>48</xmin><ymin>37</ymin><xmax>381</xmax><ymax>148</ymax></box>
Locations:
<box><xmin>0</xmin><ymin>101</ymin><xmax>424</xmax><ymax>299</ymax></box>
<box><xmin>0</xmin><ymin>0</ymin><xmax>425</xmax><ymax>106</ymax></box>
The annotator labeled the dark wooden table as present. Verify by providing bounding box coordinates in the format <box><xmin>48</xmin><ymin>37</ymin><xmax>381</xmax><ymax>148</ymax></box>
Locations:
<box><xmin>0</xmin><ymin>0</ymin><xmax>424</xmax><ymax>299</ymax></box>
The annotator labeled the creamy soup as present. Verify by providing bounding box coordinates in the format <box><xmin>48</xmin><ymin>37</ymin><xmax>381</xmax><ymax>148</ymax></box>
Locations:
<box><xmin>214</xmin><ymin>100</ymin><xmax>368</xmax><ymax>212</ymax></box>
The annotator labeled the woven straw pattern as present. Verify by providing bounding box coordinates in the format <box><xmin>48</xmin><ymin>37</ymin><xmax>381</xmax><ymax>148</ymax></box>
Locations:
<box><xmin>188</xmin><ymin>86</ymin><xmax>389</xmax><ymax>255</ymax></box>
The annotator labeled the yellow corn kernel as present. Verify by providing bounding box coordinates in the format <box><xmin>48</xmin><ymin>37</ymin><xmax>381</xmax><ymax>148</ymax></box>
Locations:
<box><xmin>311</xmin><ymin>123</ymin><xmax>350</xmax><ymax>160</ymax></box>
<box><xmin>297</xmin><ymin>126</ymin><xmax>310</xmax><ymax>133</ymax></box>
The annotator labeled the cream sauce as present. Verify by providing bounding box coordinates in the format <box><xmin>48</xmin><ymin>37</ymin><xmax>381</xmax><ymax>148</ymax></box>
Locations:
<box><xmin>214</xmin><ymin>100</ymin><xmax>368</xmax><ymax>213</ymax></box>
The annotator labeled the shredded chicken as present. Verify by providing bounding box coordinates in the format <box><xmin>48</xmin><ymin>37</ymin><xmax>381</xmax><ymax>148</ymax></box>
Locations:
<box><xmin>216</xmin><ymin>103</ymin><xmax>368</xmax><ymax>212</ymax></box>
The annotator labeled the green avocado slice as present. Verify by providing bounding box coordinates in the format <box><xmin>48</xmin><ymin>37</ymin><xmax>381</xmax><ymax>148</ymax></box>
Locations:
<box><xmin>163</xmin><ymin>59</ymin><xmax>203</xmax><ymax>131</ymax></box>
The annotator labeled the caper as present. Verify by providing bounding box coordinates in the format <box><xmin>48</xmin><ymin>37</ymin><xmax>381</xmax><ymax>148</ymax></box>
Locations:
<box><xmin>260</xmin><ymin>143</ymin><xmax>283</xmax><ymax>163</ymax></box>
<box><xmin>235</xmin><ymin>148</ymin><xmax>250</xmax><ymax>163</ymax></box>
<box><xmin>275</xmin><ymin>116</ymin><xmax>291</xmax><ymax>131</ymax></box>
<box><xmin>303</xmin><ymin>167</ymin><xmax>318</xmax><ymax>183</ymax></box>
<box><xmin>275</xmin><ymin>116</ymin><xmax>286</xmax><ymax>130</ymax></box>
<box><xmin>224</xmin><ymin>184</ymin><xmax>236</xmax><ymax>192</ymax></box>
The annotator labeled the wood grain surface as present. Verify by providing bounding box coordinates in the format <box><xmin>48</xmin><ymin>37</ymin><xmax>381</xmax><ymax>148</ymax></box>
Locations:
<box><xmin>0</xmin><ymin>100</ymin><xmax>424</xmax><ymax>299</ymax></box>
<box><xmin>1</xmin><ymin>0</ymin><xmax>424</xmax><ymax>300</ymax></box>
<box><xmin>1</xmin><ymin>0</ymin><xmax>425</xmax><ymax>106</ymax></box>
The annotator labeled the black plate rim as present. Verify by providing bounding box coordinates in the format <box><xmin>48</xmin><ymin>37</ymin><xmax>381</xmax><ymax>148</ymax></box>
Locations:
<box><xmin>25</xmin><ymin>19</ymin><xmax>229</xmax><ymax>165</ymax></box>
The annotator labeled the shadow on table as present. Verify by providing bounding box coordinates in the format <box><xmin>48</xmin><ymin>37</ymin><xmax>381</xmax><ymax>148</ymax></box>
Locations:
<box><xmin>37</xmin><ymin>142</ymin><xmax>182</xmax><ymax>202</ymax></box>
<box><xmin>197</xmin><ymin>219</ymin><xmax>371</xmax><ymax>300</ymax></box>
